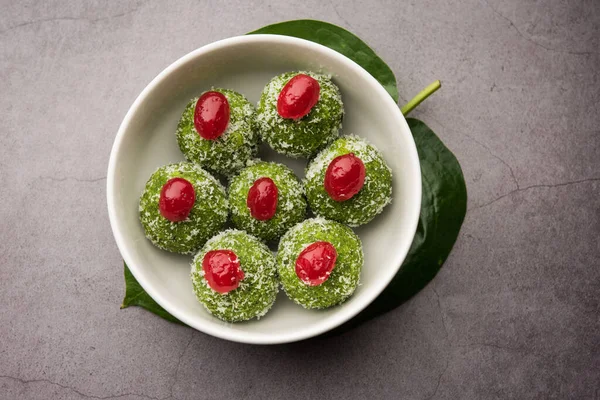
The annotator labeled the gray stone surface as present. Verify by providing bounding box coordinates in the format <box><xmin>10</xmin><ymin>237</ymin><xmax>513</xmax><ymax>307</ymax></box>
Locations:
<box><xmin>1</xmin><ymin>0</ymin><xmax>598</xmax><ymax>398</ymax></box>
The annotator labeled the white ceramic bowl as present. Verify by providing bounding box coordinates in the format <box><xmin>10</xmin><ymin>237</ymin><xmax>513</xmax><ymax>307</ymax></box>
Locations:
<box><xmin>107</xmin><ymin>34</ymin><xmax>421</xmax><ymax>344</ymax></box>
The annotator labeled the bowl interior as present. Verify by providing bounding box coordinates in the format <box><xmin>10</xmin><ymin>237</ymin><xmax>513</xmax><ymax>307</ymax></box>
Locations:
<box><xmin>108</xmin><ymin>35</ymin><xmax>421</xmax><ymax>344</ymax></box>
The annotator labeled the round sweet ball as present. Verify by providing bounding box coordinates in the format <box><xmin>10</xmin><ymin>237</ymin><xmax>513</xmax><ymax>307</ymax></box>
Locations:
<box><xmin>304</xmin><ymin>136</ymin><xmax>392</xmax><ymax>227</ymax></box>
<box><xmin>256</xmin><ymin>71</ymin><xmax>343</xmax><ymax>158</ymax></box>
<box><xmin>277</xmin><ymin>218</ymin><xmax>363</xmax><ymax>309</ymax></box>
<box><xmin>191</xmin><ymin>230</ymin><xmax>279</xmax><ymax>322</ymax></box>
<box><xmin>176</xmin><ymin>88</ymin><xmax>258</xmax><ymax>177</ymax></box>
<box><xmin>139</xmin><ymin>162</ymin><xmax>228</xmax><ymax>254</ymax></box>
<box><xmin>228</xmin><ymin>161</ymin><xmax>307</xmax><ymax>242</ymax></box>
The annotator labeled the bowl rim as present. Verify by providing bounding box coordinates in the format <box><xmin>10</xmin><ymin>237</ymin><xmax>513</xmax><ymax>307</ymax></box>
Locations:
<box><xmin>107</xmin><ymin>34</ymin><xmax>422</xmax><ymax>344</ymax></box>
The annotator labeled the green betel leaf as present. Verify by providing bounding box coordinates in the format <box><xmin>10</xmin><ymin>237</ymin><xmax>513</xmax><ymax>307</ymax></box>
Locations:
<box><xmin>121</xmin><ymin>262</ymin><xmax>183</xmax><ymax>325</ymax></box>
<box><xmin>328</xmin><ymin>118</ymin><xmax>467</xmax><ymax>334</ymax></box>
<box><xmin>248</xmin><ymin>20</ymin><xmax>399</xmax><ymax>103</ymax></box>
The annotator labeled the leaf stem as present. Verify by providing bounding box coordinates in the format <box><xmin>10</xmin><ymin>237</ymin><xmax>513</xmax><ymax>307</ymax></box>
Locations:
<box><xmin>401</xmin><ymin>80</ymin><xmax>442</xmax><ymax>116</ymax></box>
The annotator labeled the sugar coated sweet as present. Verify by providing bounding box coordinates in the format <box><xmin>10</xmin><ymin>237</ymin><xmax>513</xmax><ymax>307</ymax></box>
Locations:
<box><xmin>139</xmin><ymin>162</ymin><xmax>228</xmax><ymax>254</ymax></box>
<box><xmin>176</xmin><ymin>88</ymin><xmax>258</xmax><ymax>177</ymax></box>
<box><xmin>304</xmin><ymin>136</ymin><xmax>393</xmax><ymax>227</ymax></box>
<box><xmin>229</xmin><ymin>161</ymin><xmax>307</xmax><ymax>242</ymax></box>
<box><xmin>256</xmin><ymin>71</ymin><xmax>343</xmax><ymax>158</ymax></box>
<box><xmin>191</xmin><ymin>230</ymin><xmax>278</xmax><ymax>322</ymax></box>
<box><xmin>277</xmin><ymin>218</ymin><xmax>363</xmax><ymax>309</ymax></box>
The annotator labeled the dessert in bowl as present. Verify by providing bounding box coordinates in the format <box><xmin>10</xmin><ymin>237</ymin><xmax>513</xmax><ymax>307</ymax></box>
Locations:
<box><xmin>107</xmin><ymin>34</ymin><xmax>421</xmax><ymax>344</ymax></box>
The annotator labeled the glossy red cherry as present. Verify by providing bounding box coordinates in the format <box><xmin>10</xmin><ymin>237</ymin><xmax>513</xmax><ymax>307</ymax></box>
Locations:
<box><xmin>246</xmin><ymin>177</ymin><xmax>278</xmax><ymax>221</ymax></box>
<box><xmin>324</xmin><ymin>153</ymin><xmax>366</xmax><ymax>201</ymax></box>
<box><xmin>277</xmin><ymin>74</ymin><xmax>320</xmax><ymax>120</ymax></box>
<box><xmin>194</xmin><ymin>91</ymin><xmax>230</xmax><ymax>140</ymax></box>
<box><xmin>202</xmin><ymin>250</ymin><xmax>245</xmax><ymax>294</ymax></box>
<box><xmin>158</xmin><ymin>177</ymin><xmax>196</xmax><ymax>222</ymax></box>
<box><xmin>295</xmin><ymin>241</ymin><xmax>338</xmax><ymax>286</ymax></box>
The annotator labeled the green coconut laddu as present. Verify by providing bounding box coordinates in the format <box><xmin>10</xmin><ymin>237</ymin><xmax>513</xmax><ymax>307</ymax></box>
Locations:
<box><xmin>191</xmin><ymin>230</ymin><xmax>278</xmax><ymax>322</ymax></box>
<box><xmin>256</xmin><ymin>71</ymin><xmax>344</xmax><ymax>158</ymax></box>
<box><xmin>176</xmin><ymin>88</ymin><xmax>259</xmax><ymax>177</ymax></box>
<box><xmin>139</xmin><ymin>162</ymin><xmax>228</xmax><ymax>254</ymax></box>
<box><xmin>304</xmin><ymin>136</ymin><xmax>393</xmax><ymax>227</ymax></box>
<box><xmin>277</xmin><ymin>218</ymin><xmax>364</xmax><ymax>309</ymax></box>
<box><xmin>228</xmin><ymin>161</ymin><xmax>307</xmax><ymax>243</ymax></box>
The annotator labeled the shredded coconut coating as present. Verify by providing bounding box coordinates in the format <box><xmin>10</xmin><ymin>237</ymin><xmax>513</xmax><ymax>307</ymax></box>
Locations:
<box><xmin>277</xmin><ymin>218</ymin><xmax>363</xmax><ymax>309</ymax></box>
<box><xmin>190</xmin><ymin>230</ymin><xmax>279</xmax><ymax>322</ymax></box>
<box><xmin>256</xmin><ymin>71</ymin><xmax>344</xmax><ymax>158</ymax></box>
<box><xmin>228</xmin><ymin>161</ymin><xmax>307</xmax><ymax>242</ymax></box>
<box><xmin>176</xmin><ymin>88</ymin><xmax>259</xmax><ymax>177</ymax></box>
<box><xmin>139</xmin><ymin>162</ymin><xmax>228</xmax><ymax>254</ymax></box>
<box><xmin>304</xmin><ymin>136</ymin><xmax>393</xmax><ymax>227</ymax></box>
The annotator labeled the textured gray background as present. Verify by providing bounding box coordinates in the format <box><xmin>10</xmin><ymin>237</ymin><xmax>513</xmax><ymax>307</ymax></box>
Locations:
<box><xmin>1</xmin><ymin>0</ymin><xmax>599</xmax><ymax>399</ymax></box>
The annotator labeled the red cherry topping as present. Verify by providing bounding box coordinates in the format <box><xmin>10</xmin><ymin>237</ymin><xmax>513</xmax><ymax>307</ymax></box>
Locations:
<box><xmin>295</xmin><ymin>241</ymin><xmax>338</xmax><ymax>286</ymax></box>
<box><xmin>194</xmin><ymin>91</ymin><xmax>230</xmax><ymax>140</ymax></box>
<box><xmin>277</xmin><ymin>74</ymin><xmax>320</xmax><ymax>120</ymax></box>
<box><xmin>158</xmin><ymin>177</ymin><xmax>196</xmax><ymax>222</ymax></box>
<box><xmin>246</xmin><ymin>177</ymin><xmax>278</xmax><ymax>221</ymax></box>
<box><xmin>324</xmin><ymin>153</ymin><xmax>366</xmax><ymax>201</ymax></box>
<box><xmin>202</xmin><ymin>250</ymin><xmax>245</xmax><ymax>294</ymax></box>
